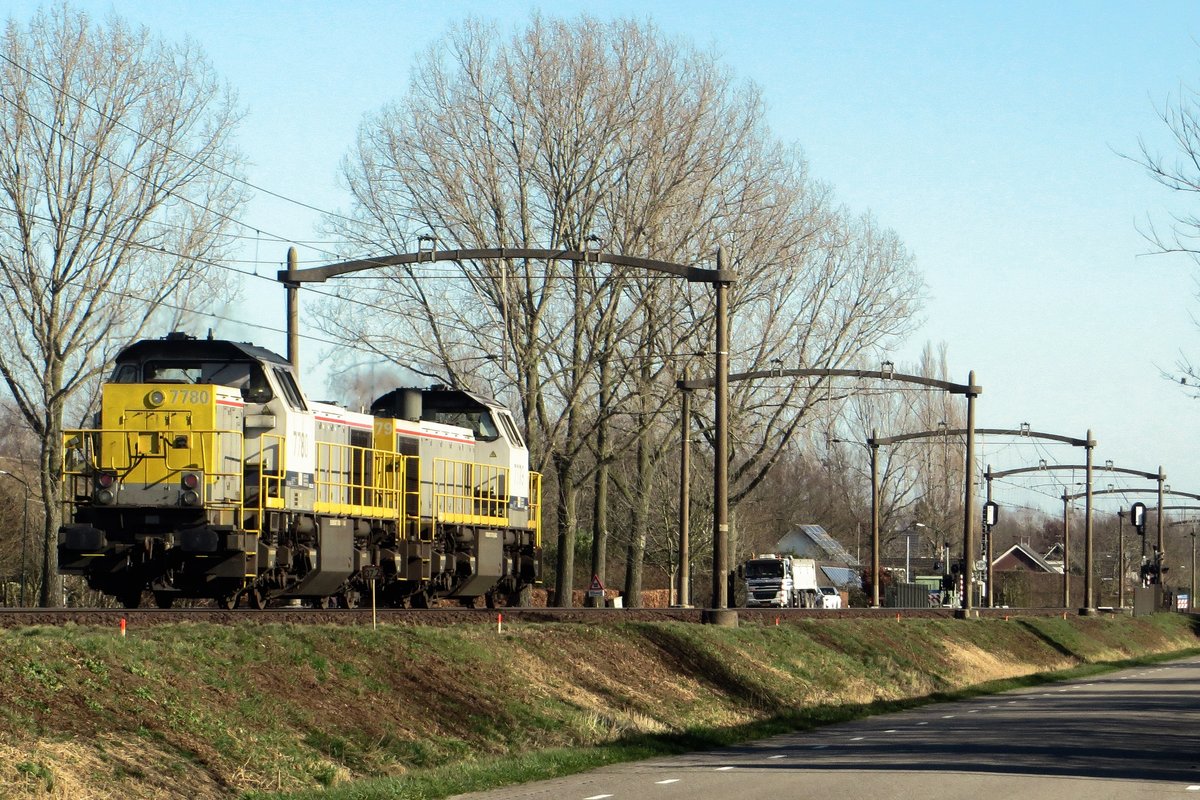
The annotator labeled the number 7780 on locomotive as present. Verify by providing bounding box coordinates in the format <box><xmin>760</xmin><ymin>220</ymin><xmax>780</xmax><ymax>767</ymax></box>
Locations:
<box><xmin>58</xmin><ymin>332</ymin><xmax>542</xmax><ymax>609</ymax></box>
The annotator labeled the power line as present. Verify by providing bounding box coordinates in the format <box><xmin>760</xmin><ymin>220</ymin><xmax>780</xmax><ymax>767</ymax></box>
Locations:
<box><xmin>0</xmin><ymin>207</ymin><xmax>514</xmax><ymax>363</ymax></box>
<box><xmin>0</xmin><ymin>69</ymin><xmax>346</xmax><ymax>262</ymax></box>
<box><xmin>0</xmin><ymin>47</ymin><xmax>395</xmax><ymax>245</ymax></box>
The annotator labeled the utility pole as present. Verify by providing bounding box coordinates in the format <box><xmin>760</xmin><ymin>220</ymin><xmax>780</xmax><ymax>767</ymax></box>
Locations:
<box><xmin>286</xmin><ymin>246</ymin><xmax>299</xmax><ymax>372</ymax></box>
<box><xmin>1117</xmin><ymin>510</ymin><xmax>1126</xmax><ymax>608</ymax></box>
<box><xmin>677</xmin><ymin>378</ymin><xmax>691</xmax><ymax>608</ymax></box>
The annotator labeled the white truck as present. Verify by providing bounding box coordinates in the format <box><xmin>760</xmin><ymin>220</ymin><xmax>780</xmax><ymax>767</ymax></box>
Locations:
<box><xmin>742</xmin><ymin>554</ymin><xmax>821</xmax><ymax>608</ymax></box>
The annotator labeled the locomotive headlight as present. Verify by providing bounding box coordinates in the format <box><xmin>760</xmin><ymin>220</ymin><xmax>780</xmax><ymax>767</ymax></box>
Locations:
<box><xmin>146</xmin><ymin>389</ymin><xmax>166</xmax><ymax>408</ymax></box>
<box><xmin>94</xmin><ymin>488</ymin><xmax>115</xmax><ymax>505</ymax></box>
<box><xmin>180</xmin><ymin>472</ymin><xmax>201</xmax><ymax>490</ymax></box>
<box><xmin>180</xmin><ymin>489</ymin><xmax>201</xmax><ymax>507</ymax></box>
<box><xmin>95</xmin><ymin>471</ymin><xmax>116</xmax><ymax>489</ymax></box>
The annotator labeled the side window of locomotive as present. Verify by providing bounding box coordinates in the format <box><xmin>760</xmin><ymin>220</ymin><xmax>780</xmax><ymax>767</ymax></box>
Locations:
<box><xmin>111</xmin><ymin>364</ymin><xmax>139</xmax><ymax>383</ymax></box>
<box><xmin>496</xmin><ymin>411</ymin><xmax>525</xmax><ymax>448</ymax></box>
<box><xmin>272</xmin><ymin>367</ymin><xmax>307</xmax><ymax>411</ymax></box>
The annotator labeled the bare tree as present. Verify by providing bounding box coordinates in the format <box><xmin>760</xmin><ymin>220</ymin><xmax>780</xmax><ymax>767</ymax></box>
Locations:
<box><xmin>904</xmin><ymin>342</ymin><xmax>967</xmax><ymax>557</ymax></box>
<box><xmin>1133</xmin><ymin>82</ymin><xmax>1200</xmax><ymax>384</ymax></box>
<box><xmin>322</xmin><ymin>12</ymin><xmax>922</xmax><ymax>605</ymax></box>
<box><xmin>0</xmin><ymin>7</ymin><xmax>246</xmax><ymax>604</ymax></box>
<box><xmin>1136</xmin><ymin>85</ymin><xmax>1200</xmax><ymax>260</ymax></box>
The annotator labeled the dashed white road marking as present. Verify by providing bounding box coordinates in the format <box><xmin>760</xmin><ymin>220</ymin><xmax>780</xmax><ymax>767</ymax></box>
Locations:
<box><xmin>917</xmin><ymin>721</ymin><xmax>929</xmax><ymax>725</ymax></box>
<box><xmin>851</xmin><ymin>736</ymin><xmax>865</xmax><ymax>741</ymax></box>
<box><xmin>813</xmin><ymin>745</ymin><xmax>829</xmax><ymax>749</ymax></box>
<box><xmin>716</xmin><ymin>766</ymin><xmax>736</xmax><ymax>771</ymax></box>
<box><xmin>942</xmin><ymin>714</ymin><xmax>956</xmax><ymax>718</ymax></box>
<box><xmin>656</xmin><ymin>779</ymin><xmax>681</xmax><ymax>784</ymax></box>
<box><xmin>968</xmin><ymin>710</ymin><xmax>980</xmax><ymax>714</ymax></box>
<box><xmin>768</xmin><ymin>754</ymin><xmax>787</xmax><ymax>760</ymax></box>
<box><xmin>1186</xmin><ymin>785</ymin><xmax>1200</xmax><ymax>792</ymax></box>
<box><xmin>885</xmin><ymin>729</ymin><xmax>898</xmax><ymax>733</ymax></box>
<box><xmin>584</xmin><ymin>795</ymin><xmax>613</xmax><ymax>799</ymax></box>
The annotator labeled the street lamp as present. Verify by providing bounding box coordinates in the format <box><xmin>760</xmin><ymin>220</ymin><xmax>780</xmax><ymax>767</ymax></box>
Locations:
<box><xmin>0</xmin><ymin>470</ymin><xmax>31</xmax><ymax>607</ymax></box>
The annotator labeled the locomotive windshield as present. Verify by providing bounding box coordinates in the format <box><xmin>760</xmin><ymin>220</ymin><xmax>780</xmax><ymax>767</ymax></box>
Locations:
<box><xmin>428</xmin><ymin>409</ymin><xmax>500</xmax><ymax>441</ymax></box>
<box><xmin>744</xmin><ymin>560</ymin><xmax>785</xmax><ymax>579</ymax></box>
<box><xmin>112</xmin><ymin>360</ymin><xmax>274</xmax><ymax>403</ymax></box>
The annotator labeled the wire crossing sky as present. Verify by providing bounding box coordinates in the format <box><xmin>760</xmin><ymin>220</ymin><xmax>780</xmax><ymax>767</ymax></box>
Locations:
<box><xmin>5</xmin><ymin>0</ymin><xmax>1200</xmax><ymax>509</ymax></box>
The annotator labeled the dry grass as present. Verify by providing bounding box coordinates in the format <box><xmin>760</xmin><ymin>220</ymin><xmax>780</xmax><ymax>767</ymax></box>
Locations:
<box><xmin>0</xmin><ymin>615</ymin><xmax>1195</xmax><ymax>800</ymax></box>
<box><xmin>0</xmin><ymin>736</ymin><xmax>230</xmax><ymax>800</ymax></box>
<box><xmin>938</xmin><ymin>640</ymin><xmax>1071</xmax><ymax>686</ymax></box>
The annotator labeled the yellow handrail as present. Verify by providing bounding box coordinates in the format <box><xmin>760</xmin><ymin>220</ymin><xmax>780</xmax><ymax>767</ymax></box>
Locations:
<box><xmin>62</xmin><ymin>426</ymin><xmax>520</xmax><ymax>549</ymax></box>
<box><xmin>529</xmin><ymin>471</ymin><xmax>542</xmax><ymax>547</ymax></box>
<box><xmin>432</xmin><ymin>458</ymin><xmax>510</xmax><ymax>530</ymax></box>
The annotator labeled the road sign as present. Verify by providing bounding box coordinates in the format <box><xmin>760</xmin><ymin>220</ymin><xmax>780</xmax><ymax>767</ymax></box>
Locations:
<box><xmin>587</xmin><ymin>574</ymin><xmax>605</xmax><ymax>599</ymax></box>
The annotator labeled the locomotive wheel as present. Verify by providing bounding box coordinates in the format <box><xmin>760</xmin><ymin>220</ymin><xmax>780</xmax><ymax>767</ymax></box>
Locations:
<box><xmin>120</xmin><ymin>590</ymin><xmax>143</xmax><ymax>609</ymax></box>
<box><xmin>217</xmin><ymin>594</ymin><xmax>238</xmax><ymax>610</ymax></box>
<box><xmin>246</xmin><ymin>588</ymin><xmax>266</xmax><ymax>610</ymax></box>
<box><xmin>153</xmin><ymin>592</ymin><xmax>174</xmax><ymax>609</ymax></box>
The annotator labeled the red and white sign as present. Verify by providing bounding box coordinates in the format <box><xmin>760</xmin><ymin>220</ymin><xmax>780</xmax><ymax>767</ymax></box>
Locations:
<box><xmin>587</xmin><ymin>575</ymin><xmax>605</xmax><ymax>598</ymax></box>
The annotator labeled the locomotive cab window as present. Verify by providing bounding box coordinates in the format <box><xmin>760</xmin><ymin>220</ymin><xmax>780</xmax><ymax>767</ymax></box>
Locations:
<box><xmin>272</xmin><ymin>367</ymin><xmax>307</xmax><ymax>411</ymax></box>
<box><xmin>240</xmin><ymin>365</ymin><xmax>273</xmax><ymax>403</ymax></box>
<box><xmin>496</xmin><ymin>411</ymin><xmax>525</xmax><ymax>448</ymax></box>
<box><xmin>140</xmin><ymin>360</ymin><xmax>256</xmax><ymax>386</ymax></box>
<box><xmin>429</xmin><ymin>409</ymin><xmax>500</xmax><ymax>441</ymax></box>
<box><xmin>122</xmin><ymin>360</ymin><xmax>275</xmax><ymax>405</ymax></box>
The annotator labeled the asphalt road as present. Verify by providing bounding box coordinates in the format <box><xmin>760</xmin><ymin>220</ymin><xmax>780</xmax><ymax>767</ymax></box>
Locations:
<box><xmin>451</xmin><ymin>656</ymin><xmax>1200</xmax><ymax>800</ymax></box>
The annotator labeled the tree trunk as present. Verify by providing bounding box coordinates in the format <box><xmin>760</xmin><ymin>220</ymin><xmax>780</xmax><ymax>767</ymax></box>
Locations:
<box><xmin>589</xmin><ymin>354</ymin><xmax>615</xmax><ymax>607</ymax></box>
<box><xmin>553</xmin><ymin>453</ymin><xmax>577</xmax><ymax>607</ymax></box>
<box><xmin>38</xmin><ymin>394</ymin><xmax>63</xmax><ymax>607</ymax></box>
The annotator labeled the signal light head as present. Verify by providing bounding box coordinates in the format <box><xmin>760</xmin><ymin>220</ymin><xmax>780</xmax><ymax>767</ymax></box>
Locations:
<box><xmin>95</xmin><ymin>471</ymin><xmax>116</xmax><ymax>489</ymax></box>
<box><xmin>180</xmin><ymin>489</ymin><xmax>201</xmax><ymax>507</ymax></box>
<box><xmin>180</xmin><ymin>472</ymin><xmax>201</xmax><ymax>490</ymax></box>
<box><xmin>94</xmin><ymin>488</ymin><xmax>115</xmax><ymax>505</ymax></box>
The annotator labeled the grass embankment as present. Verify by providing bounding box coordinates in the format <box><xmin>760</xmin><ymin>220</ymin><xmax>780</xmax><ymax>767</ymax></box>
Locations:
<box><xmin>0</xmin><ymin>613</ymin><xmax>1196</xmax><ymax>800</ymax></box>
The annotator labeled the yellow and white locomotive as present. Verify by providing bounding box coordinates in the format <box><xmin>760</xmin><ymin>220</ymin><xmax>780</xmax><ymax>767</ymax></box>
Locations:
<box><xmin>58</xmin><ymin>332</ymin><xmax>541</xmax><ymax>609</ymax></box>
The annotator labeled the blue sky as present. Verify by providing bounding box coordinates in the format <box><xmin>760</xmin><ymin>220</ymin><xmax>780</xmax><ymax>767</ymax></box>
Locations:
<box><xmin>8</xmin><ymin>0</ymin><xmax>1200</xmax><ymax>514</ymax></box>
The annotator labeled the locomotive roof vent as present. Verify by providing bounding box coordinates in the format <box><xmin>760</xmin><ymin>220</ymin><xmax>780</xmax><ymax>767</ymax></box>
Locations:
<box><xmin>164</xmin><ymin>331</ymin><xmax>195</xmax><ymax>341</ymax></box>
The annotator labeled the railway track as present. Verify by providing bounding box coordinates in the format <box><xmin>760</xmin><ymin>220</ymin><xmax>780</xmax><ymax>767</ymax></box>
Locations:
<box><xmin>0</xmin><ymin>605</ymin><xmax>1088</xmax><ymax>628</ymax></box>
